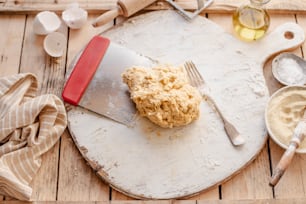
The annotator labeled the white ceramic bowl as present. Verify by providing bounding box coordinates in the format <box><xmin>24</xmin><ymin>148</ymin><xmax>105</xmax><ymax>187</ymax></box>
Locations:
<box><xmin>33</xmin><ymin>11</ymin><xmax>61</xmax><ymax>35</ymax></box>
<box><xmin>43</xmin><ymin>32</ymin><xmax>67</xmax><ymax>57</ymax></box>
<box><xmin>265</xmin><ymin>85</ymin><xmax>306</xmax><ymax>153</ymax></box>
<box><xmin>62</xmin><ymin>6</ymin><xmax>88</xmax><ymax>29</ymax></box>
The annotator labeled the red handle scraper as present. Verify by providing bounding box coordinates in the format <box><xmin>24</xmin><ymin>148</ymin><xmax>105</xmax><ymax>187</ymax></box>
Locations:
<box><xmin>62</xmin><ymin>36</ymin><xmax>156</xmax><ymax>125</ymax></box>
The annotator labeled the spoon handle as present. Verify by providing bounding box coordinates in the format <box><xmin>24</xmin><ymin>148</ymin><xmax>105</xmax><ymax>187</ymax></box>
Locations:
<box><xmin>269</xmin><ymin>143</ymin><xmax>297</xmax><ymax>186</ymax></box>
<box><xmin>270</xmin><ymin>110</ymin><xmax>306</xmax><ymax>186</ymax></box>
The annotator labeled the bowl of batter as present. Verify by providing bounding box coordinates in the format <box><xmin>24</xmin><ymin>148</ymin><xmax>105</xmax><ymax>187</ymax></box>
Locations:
<box><xmin>265</xmin><ymin>85</ymin><xmax>306</xmax><ymax>153</ymax></box>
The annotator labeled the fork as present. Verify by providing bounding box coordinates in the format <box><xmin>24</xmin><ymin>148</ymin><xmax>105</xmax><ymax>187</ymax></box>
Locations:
<box><xmin>184</xmin><ymin>61</ymin><xmax>245</xmax><ymax>146</ymax></box>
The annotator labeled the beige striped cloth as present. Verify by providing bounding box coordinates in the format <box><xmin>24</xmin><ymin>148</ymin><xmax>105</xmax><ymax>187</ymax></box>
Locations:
<box><xmin>0</xmin><ymin>73</ymin><xmax>67</xmax><ymax>200</ymax></box>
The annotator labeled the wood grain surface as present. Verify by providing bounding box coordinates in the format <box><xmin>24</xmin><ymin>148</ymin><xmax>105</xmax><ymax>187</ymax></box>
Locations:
<box><xmin>1</xmin><ymin>0</ymin><xmax>306</xmax><ymax>14</ymax></box>
<box><xmin>2</xmin><ymin>200</ymin><xmax>306</xmax><ymax>204</ymax></box>
<box><xmin>1</xmin><ymin>5</ymin><xmax>306</xmax><ymax>204</ymax></box>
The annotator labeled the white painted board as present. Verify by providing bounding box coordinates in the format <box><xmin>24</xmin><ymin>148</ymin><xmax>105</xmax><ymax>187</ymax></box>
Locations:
<box><xmin>66</xmin><ymin>10</ymin><xmax>305</xmax><ymax>199</ymax></box>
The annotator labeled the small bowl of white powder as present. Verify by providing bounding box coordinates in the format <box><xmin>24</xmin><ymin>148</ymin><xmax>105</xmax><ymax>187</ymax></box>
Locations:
<box><xmin>272</xmin><ymin>52</ymin><xmax>306</xmax><ymax>86</ymax></box>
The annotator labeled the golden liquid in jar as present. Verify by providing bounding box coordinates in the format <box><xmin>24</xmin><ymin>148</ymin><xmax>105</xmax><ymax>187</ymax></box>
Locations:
<box><xmin>232</xmin><ymin>5</ymin><xmax>270</xmax><ymax>41</ymax></box>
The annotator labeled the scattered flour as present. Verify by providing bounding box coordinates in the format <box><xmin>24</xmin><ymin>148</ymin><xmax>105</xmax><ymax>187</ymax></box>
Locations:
<box><xmin>248</xmin><ymin>73</ymin><xmax>267</xmax><ymax>97</ymax></box>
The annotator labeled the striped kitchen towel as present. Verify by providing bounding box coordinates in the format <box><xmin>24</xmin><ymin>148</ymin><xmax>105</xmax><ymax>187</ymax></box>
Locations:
<box><xmin>0</xmin><ymin>73</ymin><xmax>67</xmax><ymax>200</ymax></box>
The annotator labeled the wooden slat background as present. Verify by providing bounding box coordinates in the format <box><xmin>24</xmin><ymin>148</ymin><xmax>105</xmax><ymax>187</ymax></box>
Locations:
<box><xmin>1</xmin><ymin>1</ymin><xmax>306</xmax><ymax>203</ymax></box>
<box><xmin>1</xmin><ymin>0</ymin><xmax>306</xmax><ymax>14</ymax></box>
<box><xmin>2</xmin><ymin>200</ymin><xmax>306</xmax><ymax>204</ymax></box>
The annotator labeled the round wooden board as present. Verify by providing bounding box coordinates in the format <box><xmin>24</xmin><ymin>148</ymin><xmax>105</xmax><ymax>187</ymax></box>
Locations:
<box><xmin>67</xmin><ymin>10</ymin><xmax>305</xmax><ymax>199</ymax></box>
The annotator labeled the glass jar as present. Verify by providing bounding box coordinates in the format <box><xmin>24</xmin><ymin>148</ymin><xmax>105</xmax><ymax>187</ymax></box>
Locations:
<box><xmin>232</xmin><ymin>0</ymin><xmax>270</xmax><ymax>41</ymax></box>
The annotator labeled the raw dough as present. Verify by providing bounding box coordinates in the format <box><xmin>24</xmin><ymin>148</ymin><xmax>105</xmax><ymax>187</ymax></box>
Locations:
<box><xmin>122</xmin><ymin>65</ymin><xmax>202</xmax><ymax>128</ymax></box>
<box><xmin>266</xmin><ymin>86</ymin><xmax>306</xmax><ymax>149</ymax></box>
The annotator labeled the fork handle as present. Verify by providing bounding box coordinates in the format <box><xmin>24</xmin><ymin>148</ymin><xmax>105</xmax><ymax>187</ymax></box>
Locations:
<box><xmin>204</xmin><ymin>94</ymin><xmax>244</xmax><ymax>146</ymax></box>
<box><xmin>204</xmin><ymin>94</ymin><xmax>233</xmax><ymax>126</ymax></box>
<box><xmin>205</xmin><ymin>94</ymin><xmax>226</xmax><ymax>122</ymax></box>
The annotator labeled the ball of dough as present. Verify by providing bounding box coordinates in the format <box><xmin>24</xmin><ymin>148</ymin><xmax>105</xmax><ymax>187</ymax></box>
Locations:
<box><xmin>122</xmin><ymin>65</ymin><xmax>202</xmax><ymax>128</ymax></box>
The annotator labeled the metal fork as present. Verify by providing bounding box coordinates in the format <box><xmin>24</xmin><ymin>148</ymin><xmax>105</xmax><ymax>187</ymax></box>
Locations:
<box><xmin>184</xmin><ymin>61</ymin><xmax>245</xmax><ymax>146</ymax></box>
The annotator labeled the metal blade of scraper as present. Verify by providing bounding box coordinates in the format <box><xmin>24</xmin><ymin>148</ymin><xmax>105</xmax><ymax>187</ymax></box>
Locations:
<box><xmin>79</xmin><ymin>42</ymin><xmax>157</xmax><ymax>125</ymax></box>
<box><xmin>166</xmin><ymin>0</ymin><xmax>213</xmax><ymax>20</ymax></box>
<box><xmin>63</xmin><ymin>36</ymin><xmax>158</xmax><ymax>126</ymax></box>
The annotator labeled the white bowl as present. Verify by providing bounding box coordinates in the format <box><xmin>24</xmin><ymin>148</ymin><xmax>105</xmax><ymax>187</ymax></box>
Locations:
<box><xmin>43</xmin><ymin>32</ymin><xmax>66</xmax><ymax>57</ymax></box>
<box><xmin>265</xmin><ymin>85</ymin><xmax>306</xmax><ymax>153</ymax></box>
<box><xmin>62</xmin><ymin>6</ymin><xmax>88</xmax><ymax>29</ymax></box>
<box><xmin>33</xmin><ymin>11</ymin><xmax>61</xmax><ymax>35</ymax></box>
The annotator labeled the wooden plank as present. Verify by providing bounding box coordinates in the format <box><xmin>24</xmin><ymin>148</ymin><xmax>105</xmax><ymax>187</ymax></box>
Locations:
<box><xmin>0</xmin><ymin>14</ymin><xmax>25</xmax><ymax>200</ymax></box>
<box><xmin>111</xmin><ymin>201</ymin><xmax>172</xmax><ymax>204</ymax></box>
<box><xmin>1</xmin><ymin>0</ymin><xmax>306</xmax><ymax>14</ymax></box>
<box><xmin>173</xmin><ymin>201</ymin><xmax>196</xmax><ymax>204</ymax></box>
<box><xmin>57</xmin><ymin>131</ymin><xmax>110</xmax><ymax>201</ymax></box>
<box><xmin>0</xmin><ymin>200</ymin><xmax>305</xmax><ymax>204</ymax></box>
<box><xmin>0</xmin><ymin>14</ymin><xmax>25</xmax><ymax>76</ymax></box>
<box><xmin>188</xmin><ymin>187</ymin><xmax>220</xmax><ymax>200</ymax></box>
<box><xmin>221</xmin><ymin>145</ymin><xmax>272</xmax><ymax>199</ymax></box>
<box><xmin>296</xmin><ymin>14</ymin><xmax>306</xmax><ymax>200</ymax></box>
<box><xmin>56</xmin><ymin>14</ymin><xmax>112</xmax><ymax>201</ymax></box>
<box><xmin>0</xmin><ymin>0</ymin><xmax>116</xmax><ymax>13</ymax></box>
<box><xmin>112</xmin><ymin>187</ymin><xmax>219</xmax><ymax>201</ymax></box>
<box><xmin>111</xmin><ymin>189</ymin><xmax>133</xmax><ymax>200</ymax></box>
<box><xmin>17</xmin><ymin>14</ymin><xmax>67</xmax><ymax>200</ymax></box>
<box><xmin>201</xmin><ymin>0</ymin><xmax>306</xmax><ymax>14</ymax></box>
<box><xmin>198</xmin><ymin>199</ymin><xmax>306</xmax><ymax>204</ymax></box>
<box><xmin>209</xmin><ymin>13</ymin><xmax>272</xmax><ymax>200</ymax></box>
<box><xmin>19</xmin><ymin>14</ymin><xmax>68</xmax><ymax>94</ymax></box>
<box><xmin>270</xmin><ymin>13</ymin><xmax>306</xmax><ymax>199</ymax></box>
<box><xmin>0</xmin><ymin>200</ymin><xmax>306</xmax><ymax>204</ymax></box>
<box><xmin>2</xmin><ymin>199</ymin><xmax>306</xmax><ymax>204</ymax></box>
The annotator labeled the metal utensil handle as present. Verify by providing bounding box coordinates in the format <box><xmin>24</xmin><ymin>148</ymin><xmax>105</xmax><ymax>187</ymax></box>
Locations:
<box><xmin>270</xmin><ymin>110</ymin><xmax>306</xmax><ymax>186</ymax></box>
<box><xmin>166</xmin><ymin>0</ymin><xmax>213</xmax><ymax>20</ymax></box>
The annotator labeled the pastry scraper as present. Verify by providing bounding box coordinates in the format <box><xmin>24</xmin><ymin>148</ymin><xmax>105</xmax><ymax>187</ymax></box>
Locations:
<box><xmin>62</xmin><ymin>35</ymin><xmax>156</xmax><ymax>126</ymax></box>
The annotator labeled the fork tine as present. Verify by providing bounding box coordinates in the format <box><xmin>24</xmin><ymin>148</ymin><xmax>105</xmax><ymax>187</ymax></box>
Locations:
<box><xmin>184</xmin><ymin>61</ymin><xmax>193</xmax><ymax>85</ymax></box>
<box><xmin>189</xmin><ymin>61</ymin><xmax>200</xmax><ymax>86</ymax></box>
<box><xmin>189</xmin><ymin>61</ymin><xmax>205</xmax><ymax>84</ymax></box>
<box><xmin>184</xmin><ymin>61</ymin><xmax>203</xmax><ymax>88</ymax></box>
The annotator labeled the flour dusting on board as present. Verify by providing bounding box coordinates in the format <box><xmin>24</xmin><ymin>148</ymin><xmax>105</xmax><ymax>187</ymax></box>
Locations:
<box><xmin>192</xmin><ymin>150</ymin><xmax>221</xmax><ymax>170</ymax></box>
<box><xmin>248</xmin><ymin>73</ymin><xmax>268</xmax><ymax>97</ymax></box>
<box><xmin>67</xmin><ymin>10</ymin><xmax>305</xmax><ymax>199</ymax></box>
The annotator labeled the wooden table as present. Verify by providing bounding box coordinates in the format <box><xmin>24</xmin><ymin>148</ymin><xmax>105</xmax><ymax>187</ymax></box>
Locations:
<box><xmin>1</xmin><ymin>1</ymin><xmax>306</xmax><ymax>203</ymax></box>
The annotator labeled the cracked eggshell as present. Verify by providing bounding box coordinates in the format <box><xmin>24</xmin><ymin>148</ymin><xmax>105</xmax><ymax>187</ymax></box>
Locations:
<box><xmin>43</xmin><ymin>32</ymin><xmax>66</xmax><ymax>57</ymax></box>
<box><xmin>33</xmin><ymin>11</ymin><xmax>62</xmax><ymax>35</ymax></box>
<box><xmin>62</xmin><ymin>6</ymin><xmax>88</xmax><ymax>29</ymax></box>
